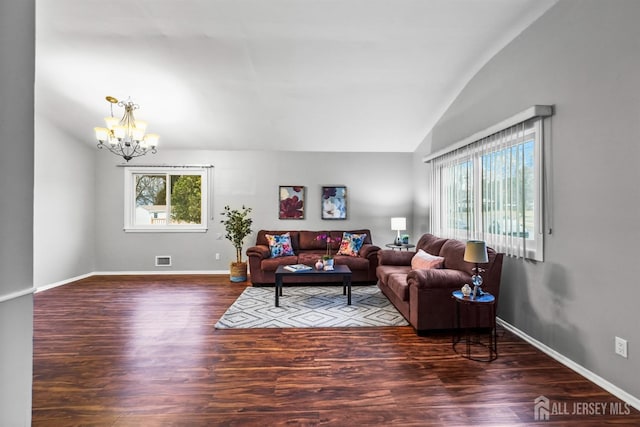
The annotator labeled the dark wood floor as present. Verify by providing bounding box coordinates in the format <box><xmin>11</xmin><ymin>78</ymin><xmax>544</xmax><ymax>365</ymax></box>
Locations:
<box><xmin>33</xmin><ymin>275</ymin><xmax>639</xmax><ymax>426</ymax></box>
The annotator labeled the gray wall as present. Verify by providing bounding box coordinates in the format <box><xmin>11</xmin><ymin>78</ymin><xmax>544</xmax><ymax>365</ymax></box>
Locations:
<box><xmin>94</xmin><ymin>149</ymin><xmax>413</xmax><ymax>271</ymax></box>
<box><xmin>0</xmin><ymin>0</ymin><xmax>34</xmax><ymax>425</ymax></box>
<box><xmin>423</xmin><ymin>0</ymin><xmax>640</xmax><ymax>399</ymax></box>
<box><xmin>33</xmin><ymin>116</ymin><xmax>96</xmax><ymax>287</ymax></box>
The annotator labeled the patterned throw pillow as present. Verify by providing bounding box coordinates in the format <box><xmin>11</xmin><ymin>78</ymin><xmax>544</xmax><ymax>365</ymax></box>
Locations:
<box><xmin>265</xmin><ymin>233</ymin><xmax>295</xmax><ymax>258</ymax></box>
<box><xmin>411</xmin><ymin>249</ymin><xmax>444</xmax><ymax>270</ymax></box>
<box><xmin>336</xmin><ymin>232</ymin><xmax>367</xmax><ymax>257</ymax></box>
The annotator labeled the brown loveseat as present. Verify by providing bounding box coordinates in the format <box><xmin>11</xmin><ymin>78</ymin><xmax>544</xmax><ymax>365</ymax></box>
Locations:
<box><xmin>247</xmin><ymin>229</ymin><xmax>380</xmax><ymax>285</ymax></box>
<box><xmin>376</xmin><ymin>233</ymin><xmax>504</xmax><ymax>334</ymax></box>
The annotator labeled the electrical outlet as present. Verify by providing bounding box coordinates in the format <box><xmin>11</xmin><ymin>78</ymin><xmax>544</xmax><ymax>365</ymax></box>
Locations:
<box><xmin>215</xmin><ymin>253</ymin><xmax>220</xmax><ymax>260</ymax></box>
<box><xmin>615</xmin><ymin>336</ymin><xmax>628</xmax><ymax>358</ymax></box>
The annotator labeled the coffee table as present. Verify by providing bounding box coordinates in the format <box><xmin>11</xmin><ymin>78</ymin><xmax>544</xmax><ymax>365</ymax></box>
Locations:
<box><xmin>274</xmin><ymin>264</ymin><xmax>353</xmax><ymax>307</ymax></box>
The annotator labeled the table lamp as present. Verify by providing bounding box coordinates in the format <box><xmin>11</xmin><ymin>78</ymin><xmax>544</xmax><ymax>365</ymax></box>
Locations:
<box><xmin>391</xmin><ymin>217</ymin><xmax>406</xmax><ymax>246</ymax></box>
<box><xmin>464</xmin><ymin>240</ymin><xmax>488</xmax><ymax>297</ymax></box>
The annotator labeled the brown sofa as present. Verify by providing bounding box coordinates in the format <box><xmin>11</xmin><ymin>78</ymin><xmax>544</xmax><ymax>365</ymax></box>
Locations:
<box><xmin>247</xmin><ymin>229</ymin><xmax>380</xmax><ymax>285</ymax></box>
<box><xmin>376</xmin><ymin>233</ymin><xmax>504</xmax><ymax>334</ymax></box>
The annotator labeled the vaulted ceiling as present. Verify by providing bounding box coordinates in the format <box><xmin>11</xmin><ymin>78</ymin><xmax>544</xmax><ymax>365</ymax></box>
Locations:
<box><xmin>35</xmin><ymin>0</ymin><xmax>557</xmax><ymax>153</ymax></box>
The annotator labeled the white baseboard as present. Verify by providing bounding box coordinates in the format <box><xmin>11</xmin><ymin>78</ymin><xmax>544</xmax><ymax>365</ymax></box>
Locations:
<box><xmin>35</xmin><ymin>272</ymin><xmax>94</xmax><ymax>293</ymax></box>
<box><xmin>92</xmin><ymin>270</ymin><xmax>230</xmax><ymax>276</ymax></box>
<box><xmin>0</xmin><ymin>287</ymin><xmax>35</xmax><ymax>303</ymax></box>
<box><xmin>35</xmin><ymin>270</ymin><xmax>231</xmax><ymax>293</ymax></box>
<box><xmin>497</xmin><ymin>317</ymin><xmax>640</xmax><ymax>411</ymax></box>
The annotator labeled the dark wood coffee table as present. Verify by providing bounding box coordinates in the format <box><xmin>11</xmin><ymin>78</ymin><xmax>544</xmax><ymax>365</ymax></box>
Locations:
<box><xmin>274</xmin><ymin>264</ymin><xmax>353</xmax><ymax>307</ymax></box>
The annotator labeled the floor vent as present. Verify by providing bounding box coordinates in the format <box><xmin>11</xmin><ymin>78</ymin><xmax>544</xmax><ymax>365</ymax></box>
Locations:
<box><xmin>155</xmin><ymin>256</ymin><xmax>172</xmax><ymax>267</ymax></box>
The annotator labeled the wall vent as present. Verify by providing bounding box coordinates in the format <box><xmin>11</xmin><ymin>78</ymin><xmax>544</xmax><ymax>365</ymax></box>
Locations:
<box><xmin>155</xmin><ymin>256</ymin><xmax>172</xmax><ymax>267</ymax></box>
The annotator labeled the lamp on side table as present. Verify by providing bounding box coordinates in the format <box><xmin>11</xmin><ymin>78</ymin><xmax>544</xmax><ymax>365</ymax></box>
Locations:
<box><xmin>391</xmin><ymin>217</ymin><xmax>406</xmax><ymax>246</ymax></box>
<box><xmin>464</xmin><ymin>240</ymin><xmax>488</xmax><ymax>298</ymax></box>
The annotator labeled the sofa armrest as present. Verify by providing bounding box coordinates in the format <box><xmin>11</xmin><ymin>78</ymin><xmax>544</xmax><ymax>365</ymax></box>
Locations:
<box><xmin>359</xmin><ymin>244</ymin><xmax>380</xmax><ymax>260</ymax></box>
<box><xmin>377</xmin><ymin>249</ymin><xmax>415</xmax><ymax>266</ymax></box>
<box><xmin>407</xmin><ymin>268</ymin><xmax>471</xmax><ymax>289</ymax></box>
<box><xmin>246</xmin><ymin>244</ymin><xmax>270</xmax><ymax>260</ymax></box>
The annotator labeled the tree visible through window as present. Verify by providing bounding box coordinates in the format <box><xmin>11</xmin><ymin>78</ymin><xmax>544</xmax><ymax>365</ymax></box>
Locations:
<box><xmin>125</xmin><ymin>167</ymin><xmax>208</xmax><ymax>232</ymax></box>
<box><xmin>170</xmin><ymin>175</ymin><xmax>202</xmax><ymax>224</ymax></box>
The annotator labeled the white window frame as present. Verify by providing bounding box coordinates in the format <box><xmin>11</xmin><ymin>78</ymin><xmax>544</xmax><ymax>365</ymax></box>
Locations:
<box><xmin>426</xmin><ymin>106</ymin><xmax>552</xmax><ymax>261</ymax></box>
<box><xmin>124</xmin><ymin>167</ymin><xmax>208</xmax><ymax>233</ymax></box>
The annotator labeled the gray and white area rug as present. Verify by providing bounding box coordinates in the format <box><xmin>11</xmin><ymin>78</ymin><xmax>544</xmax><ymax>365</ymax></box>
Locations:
<box><xmin>215</xmin><ymin>285</ymin><xmax>409</xmax><ymax>329</ymax></box>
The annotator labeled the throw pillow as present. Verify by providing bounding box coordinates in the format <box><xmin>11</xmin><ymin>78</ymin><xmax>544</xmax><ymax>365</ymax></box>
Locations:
<box><xmin>411</xmin><ymin>249</ymin><xmax>444</xmax><ymax>270</ymax></box>
<box><xmin>265</xmin><ymin>233</ymin><xmax>295</xmax><ymax>258</ymax></box>
<box><xmin>336</xmin><ymin>232</ymin><xmax>367</xmax><ymax>257</ymax></box>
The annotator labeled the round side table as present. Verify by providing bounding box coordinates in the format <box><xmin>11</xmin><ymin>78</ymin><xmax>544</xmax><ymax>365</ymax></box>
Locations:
<box><xmin>385</xmin><ymin>243</ymin><xmax>415</xmax><ymax>251</ymax></box>
<box><xmin>452</xmin><ymin>290</ymin><xmax>497</xmax><ymax>362</ymax></box>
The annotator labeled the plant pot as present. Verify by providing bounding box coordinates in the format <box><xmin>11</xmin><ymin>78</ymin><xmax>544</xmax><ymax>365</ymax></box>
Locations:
<box><xmin>230</xmin><ymin>261</ymin><xmax>248</xmax><ymax>282</ymax></box>
<box><xmin>322</xmin><ymin>258</ymin><xmax>334</xmax><ymax>271</ymax></box>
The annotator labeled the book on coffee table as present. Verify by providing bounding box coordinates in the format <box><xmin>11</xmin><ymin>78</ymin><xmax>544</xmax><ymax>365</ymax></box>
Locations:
<box><xmin>283</xmin><ymin>264</ymin><xmax>312</xmax><ymax>272</ymax></box>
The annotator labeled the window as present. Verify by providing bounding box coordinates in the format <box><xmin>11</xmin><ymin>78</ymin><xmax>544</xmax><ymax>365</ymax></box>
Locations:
<box><xmin>429</xmin><ymin>117</ymin><xmax>545</xmax><ymax>261</ymax></box>
<box><xmin>124</xmin><ymin>167</ymin><xmax>208</xmax><ymax>232</ymax></box>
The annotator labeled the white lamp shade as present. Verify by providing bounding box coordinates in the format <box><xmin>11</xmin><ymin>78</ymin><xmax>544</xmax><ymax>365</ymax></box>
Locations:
<box><xmin>94</xmin><ymin>127</ymin><xmax>109</xmax><ymax>142</ymax></box>
<box><xmin>390</xmin><ymin>217</ymin><xmax>406</xmax><ymax>231</ymax></box>
<box><xmin>131</xmin><ymin>127</ymin><xmax>145</xmax><ymax>141</ymax></box>
<box><xmin>104</xmin><ymin>116</ymin><xmax>119</xmax><ymax>130</ymax></box>
<box><xmin>134</xmin><ymin>120</ymin><xmax>148</xmax><ymax>132</ymax></box>
<box><xmin>144</xmin><ymin>133</ymin><xmax>159</xmax><ymax>148</ymax></box>
<box><xmin>464</xmin><ymin>240</ymin><xmax>489</xmax><ymax>263</ymax></box>
<box><xmin>113</xmin><ymin>125</ymin><xmax>126</xmax><ymax>139</ymax></box>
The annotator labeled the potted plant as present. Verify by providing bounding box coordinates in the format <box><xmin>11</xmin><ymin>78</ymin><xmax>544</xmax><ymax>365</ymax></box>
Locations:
<box><xmin>316</xmin><ymin>233</ymin><xmax>337</xmax><ymax>270</ymax></box>
<box><xmin>220</xmin><ymin>205</ymin><xmax>253</xmax><ymax>282</ymax></box>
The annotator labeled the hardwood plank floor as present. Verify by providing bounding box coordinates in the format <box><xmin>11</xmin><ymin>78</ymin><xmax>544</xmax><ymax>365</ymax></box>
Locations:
<box><xmin>33</xmin><ymin>275</ymin><xmax>640</xmax><ymax>426</ymax></box>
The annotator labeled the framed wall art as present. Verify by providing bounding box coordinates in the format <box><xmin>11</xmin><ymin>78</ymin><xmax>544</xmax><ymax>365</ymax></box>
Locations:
<box><xmin>321</xmin><ymin>186</ymin><xmax>347</xmax><ymax>220</ymax></box>
<box><xmin>279</xmin><ymin>186</ymin><xmax>305</xmax><ymax>219</ymax></box>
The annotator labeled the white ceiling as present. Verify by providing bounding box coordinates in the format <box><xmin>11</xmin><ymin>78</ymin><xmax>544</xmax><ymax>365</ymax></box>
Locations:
<box><xmin>35</xmin><ymin>0</ymin><xmax>557</xmax><ymax>153</ymax></box>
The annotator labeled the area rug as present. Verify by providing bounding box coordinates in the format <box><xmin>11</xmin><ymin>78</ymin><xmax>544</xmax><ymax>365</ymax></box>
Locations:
<box><xmin>215</xmin><ymin>285</ymin><xmax>409</xmax><ymax>329</ymax></box>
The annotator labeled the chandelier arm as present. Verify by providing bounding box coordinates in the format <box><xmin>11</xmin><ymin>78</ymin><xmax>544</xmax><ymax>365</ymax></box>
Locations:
<box><xmin>110</xmin><ymin>143</ymin><xmax>133</xmax><ymax>161</ymax></box>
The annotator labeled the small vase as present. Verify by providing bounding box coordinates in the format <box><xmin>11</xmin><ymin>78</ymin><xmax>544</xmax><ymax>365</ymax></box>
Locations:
<box><xmin>323</xmin><ymin>258</ymin><xmax>334</xmax><ymax>270</ymax></box>
<box><xmin>461</xmin><ymin>284</ymin><xmax>471</xmax><ymax>297</ymax></box>
<box><xmin>315</xmin><ymin>260</ymin><xmax>324</xmax><ymax>270</ymax></box>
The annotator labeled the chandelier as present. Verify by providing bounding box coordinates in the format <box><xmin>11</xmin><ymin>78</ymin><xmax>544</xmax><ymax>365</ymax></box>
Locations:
<box><xmin>94</xmin><ymin>96</ymin><xmax>159</xmax><ymax>162</ymax></box>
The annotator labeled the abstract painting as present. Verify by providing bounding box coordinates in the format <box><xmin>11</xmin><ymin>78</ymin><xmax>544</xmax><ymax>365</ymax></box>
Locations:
<box><xmin>279</xmin><ymin>186</ymin><xmax>305</xmax><ymax>219</ymax></box>
<box><xmin>321</xmin><ymin>186</ymin><xmax>347</xmax><ymax>219</ymax></box>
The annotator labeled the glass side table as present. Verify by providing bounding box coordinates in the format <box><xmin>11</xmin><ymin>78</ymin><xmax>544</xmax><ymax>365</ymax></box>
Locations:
<box><xmin>452</xmin><ymin>290</ymin><xmax>497</xmax><ymax>362</ymax></box>
<box><xmin>385</xmin><ymin>243</ymin><xmax>415</xmax><ymax>251</ymax></box>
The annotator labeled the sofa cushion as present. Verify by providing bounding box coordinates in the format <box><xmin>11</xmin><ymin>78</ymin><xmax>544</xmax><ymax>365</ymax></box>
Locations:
<box><xmin>265</xmin><ymin>233</ymin><xmax>295</xmax><ymax>258</ymax></box>
<box><xmin>297</xmin><ymin>252</ymin><xmax>328</xmax><ymax>266</ymax></box>
<box><xmin>334</xmin><ymin>254</ymin><xmax>369</xmax><ymax>270</ymax></box>
<box><xmin>439</xmin><ymin>239</ymin><xmax>471</xmax><ymax>273</ymax></box>
<box><xmin>337</xmin><ymin>232</ymin><xmax>367</xmax><ymax>256</ymax></box>
<box><xmin>257</xmin><ymin>230</ymin><xmax>300</xmax><ymax>250</ymax></box>
<box><xmin>260</xmin><ymin>255</ymin><xmax>299</xmax><ymax>271</ymax></box>
<box><xmin>411</xmin><ymin>249</ymin><xmax>444</xmax><ymax>270</ymax></box>
<box><xmin>387</xmin><ymin>273</ymin><xmax>410</xmax><ymax>302</ymax></box>
<box><xmin>299</xmin><ymin>231</ymin><xmax>329</xmax><ymax>250</ymax></box>
<box><xmin>376</xmin><ymin>265</ymin><xmax>412</xmax><ymax>284</ymax></box>
<box><xmin>415</xmin><ymin>233</ymin><xmax>449</xmax><ymax>257</ymax></box>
